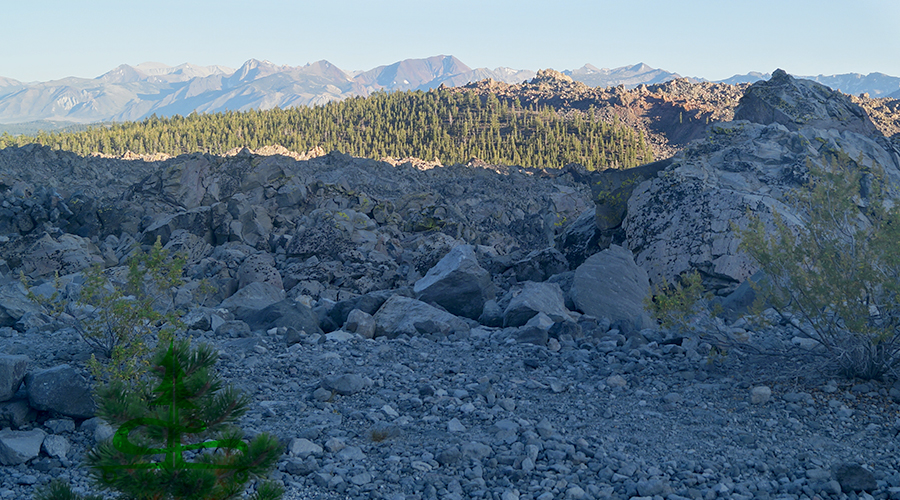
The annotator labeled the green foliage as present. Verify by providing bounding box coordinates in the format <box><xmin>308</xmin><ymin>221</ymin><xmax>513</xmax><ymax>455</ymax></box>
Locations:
<box><xmin>35</xmin><ymin>340</ymin><xmax>284</xmax><ymax>500</ymax></box>
<box><xmin>738</xmin><ymin>156</ymin><xmax>900</xmax><ymax>380</ymax></box>
<box><xmin>646</xmin><ymin>271</ymin><xmax>734</xmax><ymax>364</ymax></box>
<box><xmin>27</xmin><ymin>237</ymin><xmax>187</xmax><ymax>384</ymax></box>
<box><xmin>645</xmin><ymin>270</ymin><xmax>710</xmax><ymax>332</ymax></box>
<box><xmin>0</xmin><ymin>89</ymin><xmax>654</xmax><ymax>171</ymax></box>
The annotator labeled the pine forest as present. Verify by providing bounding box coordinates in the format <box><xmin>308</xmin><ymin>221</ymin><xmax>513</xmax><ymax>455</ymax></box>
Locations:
<box><xmin>0</xmin><ymin>89</ymin><xmax>654</xmax><ymax>170</ymax></box>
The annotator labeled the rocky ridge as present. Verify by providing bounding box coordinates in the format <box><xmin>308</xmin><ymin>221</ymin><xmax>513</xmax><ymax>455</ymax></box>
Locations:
<box><xmin>1</xmin><ymin>72</ymin><xmax>900</xmax><ymax>500</ymax></box>
<box><xmin>619</xmin><ymin>70</ymin><xmax>900</xmax><ymax>293</ymax></box>
<box><xmin>453</xmin><ymin>71</ymin><xmax>750</xmax><ymax>160</ymax></box>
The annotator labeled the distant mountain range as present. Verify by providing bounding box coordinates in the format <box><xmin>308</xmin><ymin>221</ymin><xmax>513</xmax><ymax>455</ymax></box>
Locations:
<box><xmin>0</xmin><ymin>55</ymin><xmax>898</xmax><ymax>130</ymax></box>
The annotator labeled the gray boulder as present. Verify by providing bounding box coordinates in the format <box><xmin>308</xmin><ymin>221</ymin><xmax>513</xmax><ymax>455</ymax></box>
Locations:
<box><xmin>0</xmin><ymin>281</ymin><xmax>41</xmax><ymax>329</ymax></box>
<box><xmin>373</xmin><ymin>295</ymin><xmax>470</xmax><ymax>338</ymax></box>
<box><xmin>218</xmin><ymin>281</ymin><xmax>284</xmax><ymax>319</ymax></box>
<box><xmin>41</xmin><ymin>434</ymin><xmax>70</xmax><ymax>459</ymax></box>
<box><xmin>414</xmin><ymin>244</ymin><xmax>494</xmax><ymax>320</ymax></box>
<box><xmin>555</xmin><ymin>207</ymin><xmax>601</xmax><ymax>269</ymax></box>
<box><xmin>512</xmin><ymin>247</ymin><xmax>569</xmax><ymax>282</ymax></box>
<box><xmin>0</xmin><ymin>354</ymin><xmax>28</xmax><ymax>401</ymax></box>
<box><xmin>328</xmin><ymin>289</ymin><xmax>400</xmax><ymax>328</ymax></box>
<box><xmin>623</xmin><ymin>72</ymin><xmax>900</xmax><ymax>293</ymax></box>
<box><xmin>21</xmin><ymin>233</ymin><xmax>105</xmax><ymax>278</ymax></box>
<box><xmin>25</xmin><ymin>365</ymin><xmax>95</xmax><ymax>418</ymax></box>
<box><xmin>516</xmin><ymin>312</ymin><xmax>555</xmax><ymax>345</ymax></box>
<box><xmin>237</xmin><ymin>253</ymin><xmax>283</xmax><ymax>290</ymax></box>
<box><xmin>321</xmin><ymin>374</ymin><xmax>367</xmax><ymax>396</ymax></box>
<box><xmin>344</xmin><ymin>309</ymin><xmax>376</xmax><ymax>339</ymax></box>
<box><xmin>0</xmin><ymin>399</ymin><xmax>34</xmax><ymax>429</ymax></box>
<box><xmin>0</xmin><ymin>428</ymin><xmax>45</xmax><ymax>465</ymax></box>
<box><xmin>242</xmin><ymin>299</ymin><xmax>322</xmax><ymax>335</ymax></box>
<box><xmin>624</xmin><ymin>127</ymin><xmax>900</xmax><ymax>292</ymax></box>
<box><xmin>735</xmin><ymin>69</ymin><xmax>879</xmax><ymax>135</ymax></box>
<box><xmin>141</xmin><ymin>206</ymin><xmax>214</xmax><ymax>246</ymax></box>
<box><xmin>571</xmin><ymin>245</ymin><xmax>653</xmax><ymax>330</ymax></box>
<box><xmin>834</xmin><ymin>463</ymin><xmax>877</xmax><ymax>493</ymax></box>
<box><xmin>503</xmin><ymin>281</ymin><xmax>570</xmax><ymax>327</ymax></box>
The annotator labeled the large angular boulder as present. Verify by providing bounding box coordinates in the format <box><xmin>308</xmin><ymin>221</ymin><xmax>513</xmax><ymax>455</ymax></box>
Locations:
<box><xmin>0</xmin><ymin>428</ymin><xmax>46</xmax><ymax>465</ymax></box>
<box><xmin>0</xmin><ymin>281</ymin><xmax>41</xmax><ymax>329</ymax></box>
<box><xmin>327</xmin><ymin>289</ymin><xmax>399</xmax><ymax>329</ymax></box>
<box><xmin>571</xmin><ymin>245</ymin><xmax>652</xmax><ymax>329</ymax></box>
<box><xmin>511</xmin><ymin>247</ymin><xmax>569</xmax><ymax>282</ymax></box>
<box><xmin>414</xmin><ymin>244</ymin><xmax>495</xmax><ymax>320</ymax></box>
<box><xmin>242</xmin><ymin>299</ymin><xmax>322</xmax><ymax>335</ymax></box>
<box><xmin>237</xmin><ymin>253</ymin><xmax>283</xmax><ymax>290</ymax></box>
<box><xmin>623</xmin><ymin>72</ymin><xmax>900</xmax><ymax>293</ymax></box>
<box><xmin>0</xmin><ymin>355</ymin><xmax>28</xmax><ymax>401</ymax></box>
<box><xmin>21</xmin><ymin>233</ymin><xmax>105</xmax><ymax>278</ymax></box>
<box><xmin>25</xmin><ymin>365</ymin><xmax>95</xmax><ymax>418</ymax></box>
<box><xmin>503</xmin><ymin>281</ymin><xmax>570</xmax><ymax>327</ymax></box>
<box><xmin>141</xmin><ymin>206</ymin><xmax>214</xmax><ymax>246</ymax></box>
<box><xmin>0</xmin><ymin>399</ymin><xmax>34</xmax><ymax>429</ymax></box>
<box><xmin>218</xmin><ymin>281</ymin><xmax>284</xmax><ymax>320</ymax></box>
<box><xmin>555</xmin><ymin>207</ymin><xmax>602</xmax><ymax>269</ymax></box>
<box><xmin>373</xmin><ymin>295</ymin><xmax>470</xmax><ymax>338</ymax></box>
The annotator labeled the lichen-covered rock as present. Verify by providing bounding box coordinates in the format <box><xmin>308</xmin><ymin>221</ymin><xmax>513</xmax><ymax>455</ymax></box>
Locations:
<box><xmin>624</xmin><ymin>119</ymin><xmax>900</xmax><ymax>292</ymax></box>
<box><xmin>735</xmin><ymin>69</ymin><xmax>879</xmax><ymax>135</ymax></box>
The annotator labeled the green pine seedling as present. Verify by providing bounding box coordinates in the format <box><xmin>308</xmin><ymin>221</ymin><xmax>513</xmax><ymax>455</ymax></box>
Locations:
<box><xmin>37</xmin><ymin>339</ymin><xmax>284</xmax><ymax>500</ymax></box>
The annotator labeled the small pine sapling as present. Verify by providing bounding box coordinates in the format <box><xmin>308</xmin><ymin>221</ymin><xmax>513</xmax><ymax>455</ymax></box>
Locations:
<box><xmin>88</xmin><ymin>339</ymin><xmax>283</xmax><ymax>500</ymax></box>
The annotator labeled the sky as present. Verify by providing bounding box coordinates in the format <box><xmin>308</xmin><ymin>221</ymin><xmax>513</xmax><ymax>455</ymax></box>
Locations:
<box><xmin>3</xmin><ymin>0</ymin><xmax>899</xmax><ymax>83</ymax></box>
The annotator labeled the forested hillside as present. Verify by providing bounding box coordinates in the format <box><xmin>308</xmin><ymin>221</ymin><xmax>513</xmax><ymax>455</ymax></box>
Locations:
<box><xmin>0</xmin><ymin>88</ymin><xmax>654</xmax><ymax>170</ymax></box>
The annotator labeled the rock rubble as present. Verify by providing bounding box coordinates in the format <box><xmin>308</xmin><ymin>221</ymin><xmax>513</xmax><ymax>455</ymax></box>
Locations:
<box><xmin>1</xmin><ymin>72</ymin><xmax>900</xmax><ymax>500</ymax></box>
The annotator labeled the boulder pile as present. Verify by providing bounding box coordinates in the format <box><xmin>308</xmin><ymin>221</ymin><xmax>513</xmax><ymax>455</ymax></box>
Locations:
<box><xmin>0</xmin><ymin>139</ymin><xmax>655</xmax><ymax>427</ymax></box>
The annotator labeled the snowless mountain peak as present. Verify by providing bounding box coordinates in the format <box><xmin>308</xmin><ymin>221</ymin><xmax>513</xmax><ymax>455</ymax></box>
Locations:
<box><xmin>0</xmin><ymin>56</ymin><xmax>897</xmax><ymax>126</ymax></box>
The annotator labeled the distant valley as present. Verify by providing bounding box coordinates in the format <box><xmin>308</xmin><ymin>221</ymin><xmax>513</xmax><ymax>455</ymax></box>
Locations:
<box><xmin>1</xmin><ymin>55</ymin><xmax>899</xmax><ymax>130</ymax></box>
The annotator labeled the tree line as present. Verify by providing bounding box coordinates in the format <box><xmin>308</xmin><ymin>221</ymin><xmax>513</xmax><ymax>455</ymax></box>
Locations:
<box><xmin>0</xmin><ymin>89</ymin><xmax>654</xmax><ymax>170</ymax></box>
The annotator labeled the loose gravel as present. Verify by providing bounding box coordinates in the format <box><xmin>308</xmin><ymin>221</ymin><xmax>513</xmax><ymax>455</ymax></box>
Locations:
<box><xmin>3</xmin><ymin>321</ymin><xmax>900</xmax><ymax>500</ymax></box>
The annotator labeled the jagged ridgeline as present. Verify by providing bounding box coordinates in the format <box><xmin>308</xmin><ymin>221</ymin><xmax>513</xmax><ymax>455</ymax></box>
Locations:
<box><xmin>0</xmin><ymin>88</ymin><xmax>654</xmax><ymax>170</ymax></box>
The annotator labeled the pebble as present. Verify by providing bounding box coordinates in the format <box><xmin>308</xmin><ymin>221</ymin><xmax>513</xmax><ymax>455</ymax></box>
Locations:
<box><xmin>750</xmin><ymin>385</ymin><xmax>772</xmax><ymax>404</ymax></box>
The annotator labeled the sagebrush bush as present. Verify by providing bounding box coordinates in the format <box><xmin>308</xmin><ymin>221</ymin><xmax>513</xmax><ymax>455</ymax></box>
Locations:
<box><xmin>739</xmin><ymin>156</ymin><xmax>900</xmax><ymax>380</ymax></box>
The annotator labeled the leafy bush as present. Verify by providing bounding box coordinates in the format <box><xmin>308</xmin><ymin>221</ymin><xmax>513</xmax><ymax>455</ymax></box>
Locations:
<box><xmin>27</xmin><ymin>237</ymin><xmax>186</xmax><ymax>384</ymax></box>
<box><xmin>645</xmin><ymin>270</ymin><xmax>710</xmax><ymax>332</ymax></box>
<box><xmin>739</xmin><ymin>157</ymin><xmax>900</xmax><ymax>380</ymax></box>
<box><xmin>35</xmin><ymin>339</ymin><xmax>284</xmax><ymax>500</ymax></box>
<box><xmin>645</xmin><ymin>270</ymin><xmax>733</xmax><ymax>364</ymax></box>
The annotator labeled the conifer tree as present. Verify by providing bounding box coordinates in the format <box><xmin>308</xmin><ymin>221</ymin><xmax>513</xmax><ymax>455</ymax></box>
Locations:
<box><xmin>35</xmin><ymin>339</ymin><xmax>284</xmax><ymax>500</ymax></box>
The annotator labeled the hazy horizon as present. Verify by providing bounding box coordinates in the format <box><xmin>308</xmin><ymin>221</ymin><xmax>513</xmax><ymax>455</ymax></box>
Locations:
<box><xmin>2</xmin><ymin>0</ymin><xmax>897</xmax><ymax>83</ymax></box>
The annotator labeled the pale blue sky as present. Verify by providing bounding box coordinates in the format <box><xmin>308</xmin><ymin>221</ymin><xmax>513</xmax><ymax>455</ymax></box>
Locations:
<box><xmin>4</xmin><ymin>0</ymin><xmax>898</xmax><ymax>82</ymax></box>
